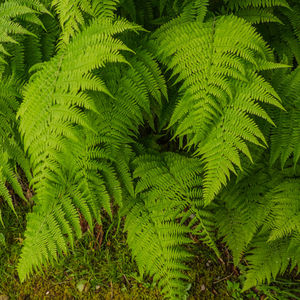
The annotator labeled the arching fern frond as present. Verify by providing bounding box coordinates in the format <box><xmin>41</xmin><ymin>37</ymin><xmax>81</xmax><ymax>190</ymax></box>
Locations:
<box><xmin>0</xmin><ymin>76</ymin><xmax>29</xmax><ymax>218</ymax></box>
<box><xmin>250</xmin><ymin>2</ymin><xmax>300</xmax><ymax>65</ymax></box>
<box><xmin>267</xmin><ymin>178</ymin><xmax>300</xmax><ymax>241</ymax></box>
<box><xmin>243</xmin><ymin>235</ymin><xmax>295</xmax><ymax>291</ymax></box>
<box><xmin>51</xmin><ymin>0</ymin><xmax>93</xmax><ymax>46</ymax></box>
<box><xmin>126</xmin><ymin>153</ymin><xmax>194</xmax><ymax>299</ymax></box>
<box><xmin>223</xmin><ymin>0</ymin><xmax>290</xmax><ymax>24</ymax></box>
<box><xmin>92</xmin><ymin>0</ymin><xmax>120</xmax><ymax>19</ymax></box>
<box><xmin>17</xmin><ymin>17</ymin><xmax>143</xmax><ymax>281</ymax></box>
<box><xmin>216</xmin><ymin>164</ymin><xmax>279</xmax><ymax>265</ymax></box>
<box><xmin>52</xmin><ymin>0</ymin><xmax>122</xmax><ymax>47</ymax></box>
<box><xmin>17</xmin><ymin>185</ymin><xmax>82</xmax><ymax>281</ymax></box>
<box><xmin>0</xmin><ymin>151</ymin><xmax>23</xmax><ymax>214</ymax></box>
<box><xmin>225</xmin><ymin>0</ymin><xmax>290</xmax><ymax>9</ymax></box>
<box><xmin>18</xmin><ymin>17</ymin><xmax>141</xmax><ymax>172</ymax></box>
<box><xmin>126</xmin><ymin>152</ymin><xmax>218</xmax><ymax>299</ymax></box>
<box><xmin>154</xmin><ymin>15</ymin><xmax>284</xmax><ymax>203</ymax></box>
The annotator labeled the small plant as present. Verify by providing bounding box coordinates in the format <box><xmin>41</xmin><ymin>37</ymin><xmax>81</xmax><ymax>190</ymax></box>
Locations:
<box><xmin>227</xmin><ymin>280</ymin><xmax>259</xmax><ymax>300</ymax></box>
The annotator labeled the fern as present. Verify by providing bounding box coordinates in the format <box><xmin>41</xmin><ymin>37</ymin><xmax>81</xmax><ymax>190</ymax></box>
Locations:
<box><xmin>17</xmin><ymin>17</ymin><xmax>143</xmax><ymax>281</ymax></box>
<box><xmin>0</xmin><ymin>1</ymin><xmax>298</xmax><ymax>298</ymax></box>
<box><xmin>270</xmin><ymin>68</ymin><xmax>300</xmax><ymax>168</ymax></box>
<box><xmin>154</xmin><ymin>15</ymin><xmax>284</xmax><ymax>203</ymax></box>
<box><xmin>267</xmin><ymin>178</ymin><xmax>300</xmax><ymax>241</ymax></box>
<box><xmin>256</xmin><ymin>1</ymin><xmax>300</xmax><ymax>65</ymax></box>
<box><xmin>0</xmin><ymin>151</ymin><xmax>23</xmax><ymax>215</ymax></box>
<box><xmin>52</xmin><ymin>0</ymin><xmax>121</xmax><ymax>47</ymax></box>
<box><xmin>0</xmin><ymin>75</ymin><xmax>29</xmax><ymax>220</ymax></box>
<box><xmin>126</xmin><ymin>152</ymin><xmax>218</xmax><ymax>299</ymax></box>
<box><xmin>216</xmin><ymin>161</ymin><xmax>300</xmax><ymax>290</ymax></box>
<box><xmin>216</xmin><ymin>165</ymin><xmax>274</xmax><ymax>265</ymax></box>
<box><xmin>16</xmin><ymin>13</ymin><xmax>170</xmax><ymax>281</ymax></box>
<box><xmin>223</xmin><ymin>0</ymin><xmax>290</xmax><ymax>24</ymax></box>
<box><xmin>243</xmin><ymin>235</ymin><xmax>295</xmax><ymax>291</ymax></box>
<box><xmin>0</xmin><ymin>0</ymin><xmax>47</xmax><ymax>63</ymax></box>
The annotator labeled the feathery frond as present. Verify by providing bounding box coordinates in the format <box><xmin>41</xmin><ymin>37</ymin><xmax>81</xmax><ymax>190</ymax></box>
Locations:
<box><xmin>126</xmin><ymin>153</ymin><xmax>204</xmax><ymax>299</ymax></box>
<box><xmin>0</xmin><ymin>0</ymin><xmax>46</xmax><ymax>64</ymax></box>
<box><xmin>154</xmin><ymin>15</ymin><xmax>284</xmax><ymax>203</ymax></box>
<box><xmin>270</xmin><ymin>68</ymin><xmax>300</xmax><ymax>168</ymax></box>
<box><xmin>17</xmin><ymin>17</ymin><xmax>143</xmax><ymax>281</ymax></box>
<box><xmin>217</xmin><ymin>162</ymin><xmax>300</xmax><ymax>290</ymax></box>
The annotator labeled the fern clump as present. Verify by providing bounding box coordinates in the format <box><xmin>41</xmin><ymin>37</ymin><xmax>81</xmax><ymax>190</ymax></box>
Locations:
<box><xmin>0</xmin><ymin>0</ymin><xmax>299</xmax><ymax>299</ymax></box>
<box><xmin>216</xmin><ymin>160</ymin><xmax>300</xmax><ymax>290</ymax></box>
<box><xmin>17</xmin><ymin>17</ymin><xmax>144</xmax><ymax>280</ymax></box>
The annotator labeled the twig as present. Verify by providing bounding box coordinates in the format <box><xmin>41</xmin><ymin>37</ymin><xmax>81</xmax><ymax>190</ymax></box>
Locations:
<box><xmin>213</xmin><ymin>272</ymin><xmax>234</xmax><ymax>284</ymax></box>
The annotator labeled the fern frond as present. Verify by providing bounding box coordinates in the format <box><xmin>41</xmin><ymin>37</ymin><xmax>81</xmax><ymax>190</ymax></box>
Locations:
<box><xmin>255</xmin><ymin>2</ymin><xmax>300</xmax><ymax>65</ymax></box>
<box><xmin>0</xmin><ymin>76</ymin><xmax>28</xmax><ymax>217</ymax></box>
<box><xmin>17</xmin><ymin>186</ymin><xmax>81</xmax><ymax>282</ymax></box>
<box><xmin>0</xmin><ymin>0</ymin><xmax>46</xmax><ymax>63</ymax></box>
<box><xmin>39</xmin><ymin>13</ymin><xmax>60</xmax><ymax>61</ymax></box>
<box><xmin>52</xmin><ymin>0</ymin><xmax>92</xmax><ymax>46</ymax></box>
<box><xmin>243</xmin><ymin>235</ymin><xmax>293</xmax><ymax>291</ymax></box>
<box><xmin>224</xmin><ymin>0</ymin><xmax>290</xmax><ymax>10</ymax></box>
<box><xmin>217</xmin><ymin>160</ymin><xmax>300</xmax><ymax>290</ymax></box>
<box><xmin>154</xmin><ymin>15</ymin><xmax>284</xmax><ymax>203</ymax></box>
<box><xmin>233</xmin><ymin>7</ymin><xmax>282</xmax><ymax>24</ymax></box>
<box><xmin>126</xmin><ymin>153</ymin><xmax>204</xmax><ymax>299</ymax></box>
<box><xmin>270</xmin><ymin>68</ymin><xmax>300</xmax><ymax>168</ymax></box>
<box><xmin>183</xmin><ymin>199</ymin><xmax>220</xmax><ymax>258</ymax></box>
<box><xmin>17</xmin><ymin>17</ymin><xmax>143</xmax><ymax>280</ymax></box>
<box><xmin>216</xmin><ymin>166</ymin><xmax>278</xmax><ymax>265</ymax></box>
<box><xmin>267</xmin><ymin>178</ymin><xmax>300</xmax><ymax>241</ymax></box>
<box><xmin>0</xmin><ymin>152</ymin><xmax>19</xmax><ymax>214</ymax></box>
<box><xmin>53</xmin><ymin>0</ymin><xmax>122</xmax><ymax>47</ymax></box>
<box><xmin>92</xmin><ymin>0</ymin><xmax>120</xmax><ymax>19</ymax></box>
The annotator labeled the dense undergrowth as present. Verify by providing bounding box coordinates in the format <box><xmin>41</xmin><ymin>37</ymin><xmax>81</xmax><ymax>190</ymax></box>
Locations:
<box><xmin>1</xmin><ymin>203</ymin><xmax>299</xmax><ymax>300</ymax></box>
<box><xmin>1</xmin><ymin>188</ymin><xmax>299</xmax><ymax>299</ymax></box>
<box><xmin>0</xmin><ymin>200</ymin><xmax>232</xmax><ymax>299</ymax></box>
<box><xmin>0</xmin><ymin>0</ymin><xmax>300</xmax><ymax>299</ymax></box>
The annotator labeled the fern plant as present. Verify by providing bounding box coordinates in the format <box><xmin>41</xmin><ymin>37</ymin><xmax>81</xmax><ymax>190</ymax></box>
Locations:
<box><xmin>215</xmin><ymin>161</ymin><xmax>300</xmax><ymax>290</ymax></box>
<box><xmin>154</xmin><ymin>14</ymin><xmax>285</xmax><ymax>203</ymax></box>
<box><xmin>0</xmin><ymin>0</ymin><xmax>299</xmax><ymax>299</ymax></box>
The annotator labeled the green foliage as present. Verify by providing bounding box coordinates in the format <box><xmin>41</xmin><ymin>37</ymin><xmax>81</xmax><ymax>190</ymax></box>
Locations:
<box><xmin>0</xmin><ymin>0</ymin><xmax>299</xmax><ymax>299</ymax></box>
<box><xmin>227</xmin><ymin>280</ymin><xmax>260</xmax><ymax>300</ymax></box>
<box><xmin>223</xmin><ymin>0</ymin><xmax>290</xmax><ymax>24</ymax></box>
<box><xmin>125</xmin><ymin>152</ymin><xmax>218</xmax><ymax>299</ymax></box>
<box><xmin>17</xmin><ymin>17</ymin><xmax>145</xmax><ymax>281</ymax></box>
<box><xmin>216</xmin><ymin>161</ymin><xmax>300</xmax><ymax>289</ymax></box>
<box><xmin>154</xmin><ymin>15</ymin><xmax>284</xmax><ymax>203</ymax></box>
<box><xmin>0</xmin><ymin>0</ymin><xmax>47</xmax><ymax>63</ymax></box>
<box><xmin>0</xmin><ymin>75</ymin><xmax>29</xmax><ymax>221</ymax></box>
<box><xmin>270</xmin><ymin>67</ymin><xmax>300</xmax><ymax>168</ymax></box>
